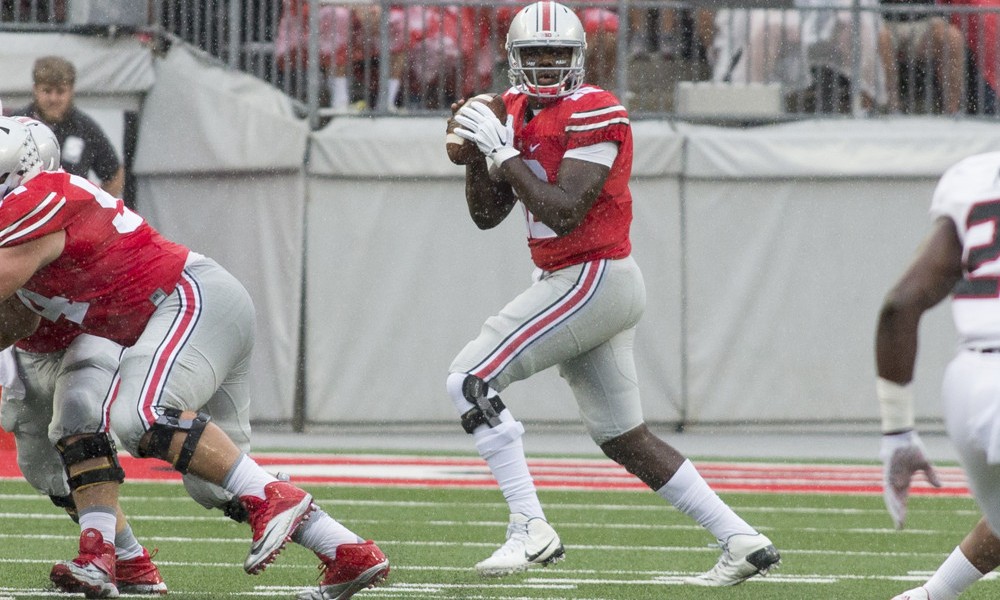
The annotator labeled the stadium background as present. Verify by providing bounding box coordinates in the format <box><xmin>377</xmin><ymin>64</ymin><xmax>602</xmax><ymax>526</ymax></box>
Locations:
<box><xmin>1</xmin><ymin>12</ymin><xmax>998</xmax><ymax>434</ymax></box>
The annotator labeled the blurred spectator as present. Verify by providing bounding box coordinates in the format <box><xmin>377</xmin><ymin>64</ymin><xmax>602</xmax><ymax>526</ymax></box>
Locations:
<box><xmin>797</xmin><ymin>0</ymin><xmax>899</xmax><ymax>112</ymax></box>
<box><xmin>946</xmin><ymin>0</ymin><xmax>999</xmax><ymax>113</ymax></box>
<box><xmin>1</xmin><ymin>0</ymin><xmax>64</xmax><ymax>22</ymax></box>
<box><xmin>576</xmin><ymin>2</ymin><xmax>619</xmax><ymax>91</ymax></box>
<box><xmin>882</xmin><ymin>0</ymin><xmax>965</xmax><ymax>114</ymax></box>
<box><xmin>707</xmin><ymin>0</ymin><xmax>899</xmax><ymax>113</ymax></box>
<box><xmin>629</xmin><ymin>6</ymin><xmax>682</xmax><ymax>60</ymax></box>
<box><xmin>628</xmin><ymin>6</ymin><xmax>652</xmax><ymax>59</ymax></box>
<box><xmin>16</xmin><ymin>56</ymin><xmax>124</xmax><ymax>198</ymax></box>
<box><xmin>399</xmin><ymin>4</ymin><xmax>496</xmax><ymax>108</ymax></box>
<box><xmin>274</xmin><ymin>0</ymin><xmax>405</xmax><ymax>112</ymax></box>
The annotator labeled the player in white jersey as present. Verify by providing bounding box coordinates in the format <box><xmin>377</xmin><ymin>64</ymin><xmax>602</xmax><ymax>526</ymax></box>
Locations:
<box><xmin>877</xmin><ymin>151</ymin><xmax>1000</xmax><ymax>599</ymax></box>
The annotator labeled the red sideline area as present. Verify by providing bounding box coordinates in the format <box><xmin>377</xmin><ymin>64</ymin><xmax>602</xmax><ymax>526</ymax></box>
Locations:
<box><xmin>0</xmin><ymin>430</ymin><xmax>969</xmax><ymax>496</ymax></box>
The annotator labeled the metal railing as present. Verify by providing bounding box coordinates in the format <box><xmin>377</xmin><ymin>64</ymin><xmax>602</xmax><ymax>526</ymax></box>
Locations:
<box><xmin>4</xmin><ymin>0</ymin><xmax>999</xmax><ymax>126</ymax></box>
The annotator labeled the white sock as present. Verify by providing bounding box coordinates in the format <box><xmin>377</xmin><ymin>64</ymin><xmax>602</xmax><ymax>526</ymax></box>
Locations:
<box><xmin>925</xmin><ymin>546</ymin><xmax>985</xmax><ymax>600</ymax></box>
<box><xmin>79</xmin><ymin>507</ymin><xmax>117</xmax><ymax>547</ymax></box>
<box><xmin>474</xmin><ymin>412</ymin><xmax>544</xmax><ymax>520</ymax></box>
<box><xmin>222</xmin><ymin>453</ymin><xmax>277</xmax><ymax>500</ymax></box>
<box><xmin>446</xmin><ymin>373</ymin><xmax>545</xmax><ymax>520</ymax></box>
<box><xmin>387</xmin><ymin>78</ymin><xmax>401</xmax><ymax>107</ymax></box>
<box><xmin>291</xmin><ymin>507</ymin><xmax>363</xmax><ymax>558</ymax></box>
<box><xmin>657</xmin><ymin>460</ymin><xmax>756</xmax><ymax>541</ymax></box>
<box><xmin>114</xmin><ymin>524</ymin><xmax>144</xmax><ymax>561</ymax></box>
<box><xmin>330</xmin><ymin>77</ymin><xmax>349</xmax><ymax>109</ymax></box>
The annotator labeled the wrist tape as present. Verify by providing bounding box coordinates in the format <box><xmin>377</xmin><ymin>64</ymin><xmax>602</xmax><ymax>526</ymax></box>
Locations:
<box><xmin>877</xmin><ymin>377</ymin><xmax>915</xmax><ymax>433</ymax></box>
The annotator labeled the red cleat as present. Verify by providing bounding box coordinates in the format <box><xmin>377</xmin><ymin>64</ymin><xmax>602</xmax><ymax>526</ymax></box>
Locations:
<box><xmin>297</xmin><ymin>540</ymin><xmax>390</xmax><ymax>600</ymax></box>
<box><xmin>117</xmin><ymin>548</ymin><xmax>168</xmax><ymax>595</ymax></box>
<box><xmin>242</xmin><ymin>480</ymin><xmax>314</xmax><ymax>574</ymax></box>
<box><xmin>50</xmin><ymin>528</ymin><xmax>118</xmax><ymax>598</ymax></box>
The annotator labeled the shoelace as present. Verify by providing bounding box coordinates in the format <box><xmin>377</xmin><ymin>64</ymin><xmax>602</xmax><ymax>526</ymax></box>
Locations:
<box><xmin>314</xmin><ymin>560</ymin><xmax>329</xmax><ymax>584</ymax></box>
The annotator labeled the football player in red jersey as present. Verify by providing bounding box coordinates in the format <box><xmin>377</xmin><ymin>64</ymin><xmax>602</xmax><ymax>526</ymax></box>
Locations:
<box><xmin>0</xmin><ymin>116</ymin><xmax>388</xmax><ymax>600</ymax></box>
<box><xmin>0</xmin><ymin>119</ymin><xmax>167</xmax><ymax>595</ymax></box>
<box><xmin>448</xmin><ymin>1</ymin><xmax>781</xmax><ymax>584</ymax></box>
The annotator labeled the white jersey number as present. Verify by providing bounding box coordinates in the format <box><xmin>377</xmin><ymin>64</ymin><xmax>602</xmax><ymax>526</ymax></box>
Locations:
<box><xmin>16</xmin><ymin>288</ymin><xmax>90</xmax><ymax>324</ymax></box>
<box><xmin>69</xmin><ymin>174</ymin><xmax>144</xmax><ymax>234</ymax></box>
<box><xmin>519</xmin><ymin>158</ymin><xmax>558</xmax><ymax>240</ymax></box>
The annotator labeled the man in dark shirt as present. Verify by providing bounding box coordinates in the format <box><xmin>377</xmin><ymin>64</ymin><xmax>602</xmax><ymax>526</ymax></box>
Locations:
<box><xmin>18</xmin><ymin>56</ymin><xmax>125</xmax><ymax>198</ymax></box>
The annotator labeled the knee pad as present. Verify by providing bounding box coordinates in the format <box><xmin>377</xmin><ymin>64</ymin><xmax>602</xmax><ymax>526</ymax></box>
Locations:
<box><xmin>57</xmin><ymin>433</ymin><xmax>126</xmax><ymax>492</ymax></box>
<box><xmin>448</xmin><ymin>373</ymin><xmax>507</xmax><ymax>434</ymax></box>
<box><xmin>138</xmin><ymin>407</ymin><xmax>211</xmax><ymax>474</ymax></box>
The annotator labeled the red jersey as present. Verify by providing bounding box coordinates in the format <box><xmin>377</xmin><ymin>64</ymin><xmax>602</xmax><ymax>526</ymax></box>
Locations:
<box><xmin>16</xmin><ymin>318</ymin><xmax>84</xmax><ymax>354</ymax></box>
<box><xmin>502</xmin><ymin>86</ymin><xmax>633</xmax><ymax>271</ymax></box>
<box><xmin>0</xmin><ymin>171</ymin><xmax>189</xmax><ymax>348</ymax></box>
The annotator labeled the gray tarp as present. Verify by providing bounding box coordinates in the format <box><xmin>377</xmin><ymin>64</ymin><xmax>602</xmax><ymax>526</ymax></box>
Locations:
<box><xmin>302</xmin><ymin>116</ymin><xmax>1000</xmax><ymax>428</ymax></box>
<box><xmin>134</xmin><ymin>45</ymin><xmax>309</xmax><ymax>422</ymax></box>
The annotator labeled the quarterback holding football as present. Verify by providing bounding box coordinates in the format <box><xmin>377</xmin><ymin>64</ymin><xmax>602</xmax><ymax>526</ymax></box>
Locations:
<box><xmin>443</xmin><ymin>0</ymin><xmax>782</xmax><ymax>585</ymax></box>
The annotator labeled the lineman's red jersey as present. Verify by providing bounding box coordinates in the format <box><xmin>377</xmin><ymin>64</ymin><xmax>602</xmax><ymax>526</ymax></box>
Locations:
<box><xmin>502</xmin><ymin>85</ymin><xmax>633</xmax><ymax>271</ymax></box>
<box><xmin>0</xmin><ymin>171</ymin><xmax>189</xmax><ymax>349</ymax></box>
<box><xmin>16</xmin><ymin>319</ymin><xmax>83</xmax><ymax>354</ymax></box>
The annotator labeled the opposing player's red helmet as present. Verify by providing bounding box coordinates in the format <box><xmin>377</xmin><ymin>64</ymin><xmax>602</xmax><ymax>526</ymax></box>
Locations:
<box><xmin>506</xmin><ymin>1</ymin><xmax>586</xmax><ymax>98</ymax></box>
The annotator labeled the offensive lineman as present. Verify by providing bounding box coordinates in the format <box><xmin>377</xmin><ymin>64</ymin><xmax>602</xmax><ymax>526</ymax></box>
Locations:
<box><xmin>0</xmin><ymin>116</ymin><xmax>389</xmax><ymax>600</ymax></box>
<box><xmin>877</xmin><ymin>151</ymin><xmax>1000</xmax><ymax>599</ymax></box>
<box><xmin>0</xmin><ymin>117</ymin><xmax>166</xmax><ymax>595</ymax></box>
<box><xmin>448</xmin><ymin>0</ymin><xmax>781</xmax><ymax>585</ymax></box>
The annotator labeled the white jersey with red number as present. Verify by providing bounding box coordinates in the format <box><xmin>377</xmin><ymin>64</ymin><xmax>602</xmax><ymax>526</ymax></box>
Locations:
<box><xmin>930</xmin><ymin>150</ymin><xmax>1000</xmax><ymax>348</ymax></box>
<box><xmin>502</xmin><ymin>85</ymin><xmax>633</xmax><ymax>271</ymax></box>
<box><xmin>0</xmin><ymin>170</ymin><xmax>189</xmax><ymax>349</ymax></box>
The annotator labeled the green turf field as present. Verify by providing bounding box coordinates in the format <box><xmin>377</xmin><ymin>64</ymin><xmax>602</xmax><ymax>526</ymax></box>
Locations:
<box><xmin>0</xmin><ymin>468</ymin><xmax>996</xmax><ymax>600</ymax></box>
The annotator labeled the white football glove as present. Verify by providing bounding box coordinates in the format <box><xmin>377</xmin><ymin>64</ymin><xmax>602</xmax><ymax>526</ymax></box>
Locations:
<box><xmin>880</xmin><ymin>430</ymin><xmax>942</xmax><ymax>529</ymax></box>
<box><xmin>453</xmin><ymin>101</ymin><xmax>519</xmax><ymax>170</ymax></box>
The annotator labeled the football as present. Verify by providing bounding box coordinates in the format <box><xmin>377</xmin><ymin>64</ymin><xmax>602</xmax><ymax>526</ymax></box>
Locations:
<box><xmin>446</xmin><ymin>93</ymin><xmax>507</xmax><ymax>165</ymax></box>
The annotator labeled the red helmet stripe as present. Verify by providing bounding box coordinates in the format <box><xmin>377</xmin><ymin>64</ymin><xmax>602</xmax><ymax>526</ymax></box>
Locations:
<box><xmin>540</xmin><ymin>1</ymin><xmax>552</xmax><ymax>32</ymax></box>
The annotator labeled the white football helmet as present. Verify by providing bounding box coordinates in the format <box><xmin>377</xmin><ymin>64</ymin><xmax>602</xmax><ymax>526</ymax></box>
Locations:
<box><xmin>506</xmin><ymin>1</ymin><xmax>587</xmax><ymax>98</ymax></box>
<box><xmin>0</xmin><ymin>116</ymin><xmax>43</xmax><ymax>197</ymax></box>
<box><xmin>14</xmin><ymin>117</ymin><xmax>60</xmax><ymax>171</ymax></box>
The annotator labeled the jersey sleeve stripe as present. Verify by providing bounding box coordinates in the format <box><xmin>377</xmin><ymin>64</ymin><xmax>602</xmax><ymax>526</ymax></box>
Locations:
<box><xmin>570</xmin><ymin>105</ymin><xmax>626</xmax><ymax>119</ymax></box>
<box><xmin>565</xmin><ymin>117</ymin><xmax>630</xmax><ymax>132</ymax></box>
<box><xmin>0</xmin><ymin>194</ymin><xmax>66</xmax><ymax>247</ymax></box>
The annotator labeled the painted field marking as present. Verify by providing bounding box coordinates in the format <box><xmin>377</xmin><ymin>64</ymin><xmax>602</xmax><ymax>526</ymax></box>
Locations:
<box><xmin>0</xmin><ymin>450</ymin><xmax>968</xmax><ymax>496</ymax></box>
